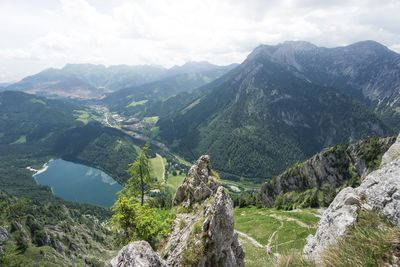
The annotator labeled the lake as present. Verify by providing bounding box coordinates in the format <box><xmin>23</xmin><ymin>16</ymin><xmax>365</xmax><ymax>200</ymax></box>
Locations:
<box><xmin>34</xmin><ymin>159</ymin><xmax>122</xmax><ymax>207</ymax></box>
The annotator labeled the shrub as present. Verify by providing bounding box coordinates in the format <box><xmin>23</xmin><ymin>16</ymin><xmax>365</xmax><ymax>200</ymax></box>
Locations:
<box><xmin>111</xmin><ymin>196</ymin><xmax>174</xmax><ymax>247</ymax></box>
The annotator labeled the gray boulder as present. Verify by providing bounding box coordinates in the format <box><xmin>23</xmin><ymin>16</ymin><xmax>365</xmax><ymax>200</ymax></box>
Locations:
<box><xmin>110</xmin><ymin>241</ymin><xmax>167</xmax><ymax>267</ymax></box>
<box><xmin>303</xmin><ymin>187</ymin><xmax>361</xmax><ymax>262</ymax></box>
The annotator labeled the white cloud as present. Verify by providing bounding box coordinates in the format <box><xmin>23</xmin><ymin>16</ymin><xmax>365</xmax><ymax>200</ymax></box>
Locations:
<box><xmin>0</xmin><ymin>0</ymin><xmax>399</xmax><ymax>82</ymax></box>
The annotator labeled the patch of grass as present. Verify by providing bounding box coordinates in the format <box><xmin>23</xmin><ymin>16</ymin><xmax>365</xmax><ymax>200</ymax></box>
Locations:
<box><xmin>322</xmin><ymin>210</ymin><xmax>400</xmax><ymax>267</ymax></box>
<box><xmin>126</xmin><ymin>99</ymin><xmax>148</xmax><ymax>108</ymax></box>
<box><xmin>11</xmin><ymin>135</ymin><xmax>26</xmax><ymax>144</ymax></box>
<box><xmin>0</xmin><ymin>244</ymin><xmax>65</xmax><ymax>267</ymax></box>
<box><xmin>239</xmin><ymin>236</ymin><xmax>272</xmax><ymax>267</ymax></box>
<box><xmin>276</xmin><ymin>251</ymin><xmax>315</xmax><ymax>267</ymax></box>
<box><xmin>142</xmin><ymin>116</ymin><xmax>159</xmax><ymax>124</ymax></box>
<box><xmin>74</xmin><ymin>110</ymin><xmax>92</xmax><ymax>124</ymax></box>
<box><xmin>150</xmin><ymin>154</ymin><xmax>166</xmax><ymax>182</ymax></box>
<box><xmin>181</xmin><ymin>221</ymin><xmax>205</xmax><ymax>266</ymax></box>
<box><xmin>165</xmin><ymin>172</ymin><xmax>185</xmax><ymax>193</ymax></box>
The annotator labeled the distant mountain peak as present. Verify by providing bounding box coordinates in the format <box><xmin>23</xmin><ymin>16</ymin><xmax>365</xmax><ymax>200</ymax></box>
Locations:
<box><xmin>280</xmin><ymin>40</ymin><xmax>318</xmax><ymax>51</ymax></box>
<box><xmin>342</xmin><ymin>40</ymin><xmax>395</xmax><ymax>55</ymax></box>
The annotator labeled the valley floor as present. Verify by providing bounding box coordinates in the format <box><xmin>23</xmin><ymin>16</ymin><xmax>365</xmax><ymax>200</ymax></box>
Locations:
<box><xmin>234</xmin><ymin>207</ymin><xmax>320</xmax><ymax>267</ymax></box>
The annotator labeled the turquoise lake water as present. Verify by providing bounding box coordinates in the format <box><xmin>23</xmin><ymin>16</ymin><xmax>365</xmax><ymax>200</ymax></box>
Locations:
<box><xmin>34</xmin><ymin>159</ymin><xmax>122</xmax><ymax>207</ymax></box>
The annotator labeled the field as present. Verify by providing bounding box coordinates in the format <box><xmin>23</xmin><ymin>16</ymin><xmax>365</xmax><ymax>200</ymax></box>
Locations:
<box><xmin>150</xmin><ymin>153</ymin><xmax>166</xmax><ymax>182</ymax></box>
<box><xmin>234</xmin><ymin>207</ymin><xmax>320</xmax><ymax>267</ymax></box>
<box><xmin>149</xmin><ymin>154</ymin><xmax>185</xmax><ymax>193</ymax></box>
<box><xmin>73</xmin><ymin>109</ymin><xmax>101</xmax><ymax>124</ymax></box>
<box><xmin>142</xmin><ymin>116</ymin><xmax>159</xmax><ymax>124</ymax></box>
<box><xmin>165</xmin><ymin>172</ymin><xmax>186</xmax><ymax>192</ymax></box>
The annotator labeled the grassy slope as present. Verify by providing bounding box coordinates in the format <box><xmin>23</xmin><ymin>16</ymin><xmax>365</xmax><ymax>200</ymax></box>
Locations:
<box><xmin>165</xmin><ymin>173</ymin><xmax>186</xmax><ymax>193</ymax></box>
<box><xmin>234</xmin><ymin>207</ymin><xmax>320</xmax><ymax>267</ymax></box>
<box><xmin>150</xmin><ymin>154</ymin><xmax>166</xmax><ymax>182</ymax></box>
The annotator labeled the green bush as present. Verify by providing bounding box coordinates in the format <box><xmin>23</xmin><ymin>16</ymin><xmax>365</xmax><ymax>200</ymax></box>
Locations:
<box><xmin>111</xmin><ymin>196</ymin><xmax>174</xmax><ymax>247</ymax></box>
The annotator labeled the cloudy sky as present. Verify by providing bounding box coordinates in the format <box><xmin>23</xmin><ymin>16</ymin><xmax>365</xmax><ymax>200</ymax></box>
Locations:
<box><xmin>1</xmin><ymin>0</ymin><xmax>400</xmax><ymax>82</ymax></box>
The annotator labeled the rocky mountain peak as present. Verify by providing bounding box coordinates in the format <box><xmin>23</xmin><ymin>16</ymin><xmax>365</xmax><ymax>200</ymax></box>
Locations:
<box><xmin>174</xmin><ymin>155</ymin><xmax>219</xmax><ymax>207</ymax></box>
<box><xmin>281</xmin><ymin>40</ymin><xmax>318</xmax><ymax>51</ymax></box>
<box><xmin>343</xmin><ymin>40</ymin><xmax>394</xmax><ymax>55</ymax></box>
<box><xmin>304</xmin><ymin>133</ymin><xmax>400</xmax><ymax>264</ymax></box>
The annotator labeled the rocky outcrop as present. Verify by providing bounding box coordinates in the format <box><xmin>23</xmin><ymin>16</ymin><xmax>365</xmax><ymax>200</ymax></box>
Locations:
<box><xmin>382</xmin><ymin>134</ymin><xmax>400</xmax><ymax>166</ymax></box>
<box><xmin>304</xmin><ymin>133</ymin><xmax>400</xmax><ymax>263</ymax></box>
<box><xmin>174</xmin><ymin>155</ymin><xmax>219</xmax><ymax>207</ymax></box>
<box><xmin>110</xmin><ymin>155</ymin><xmax>244</xmax><ymax>267</ymax></box>
<box><xmin>162</xmin><ymin>155</ymin><xmax>244</xmax><ymax>267</ymax></box>
<box><xmin>110</xmin><ymin>241</ymin><xmax>167</xmax><ymax>267</ymax></box>
<box><xmin>261</xmin><ymin>136</ymin><xmax>395</xmax><ymax>207</ymax></box>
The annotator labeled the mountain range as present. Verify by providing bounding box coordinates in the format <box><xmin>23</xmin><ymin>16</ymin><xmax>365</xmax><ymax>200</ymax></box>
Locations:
<box><xmin>5</xmin><ymin>62</ymin><xmax>237</xmax><ymax>100</ymax></box>
<box><xmin>158</xmin><ymin>41</ymin><xmax>399</xmax><ymax>181</ymax></box>
<box><xmin>2</xmin><ymin>40</ymin><xmax>399</xmax><ymax>182</ymax></box>
<box><xmin>253</xmin><ymin>40</ymin><xmax>400</xmax><ymax>130</ymax></box>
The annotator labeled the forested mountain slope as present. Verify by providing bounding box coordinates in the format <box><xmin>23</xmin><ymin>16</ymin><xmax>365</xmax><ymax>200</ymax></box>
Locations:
<box><xmin>158</xmin><ymin>46</ymin><xmax>391</xmax><ymax>181</ymax></box>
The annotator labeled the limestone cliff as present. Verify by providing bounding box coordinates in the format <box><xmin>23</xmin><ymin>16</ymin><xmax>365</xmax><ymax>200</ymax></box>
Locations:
<box><xmin>162</xmin><ymin>155</ymin><xmax>244</xmax><ymax>267</ymax></box>
<box><xmin>261</xmin><ymin>136</ymin><xmax>395</xmax><ymax>208</ymax></box>
<box><xmin>303</xmin><ymin>133</ymin><xmax>400</xmax><ymax>263</ymax></box>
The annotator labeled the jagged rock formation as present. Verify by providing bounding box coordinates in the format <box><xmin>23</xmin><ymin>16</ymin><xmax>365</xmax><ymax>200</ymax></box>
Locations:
<box><xmin>174</xmin><ymin>155</ymin><xmax>219</xmax><ymax>207</ymax></box>
<box><xmin>261</xmin><ymin>136</ymin><xmax>395</xmax><ymax>208</ymax></box>
<box><xmin>110</xmin><ymin>241</ymin><xmax>167</xmax><ymax>267</ymax></box>
<box><xmin>110</xmin><ymin>155</ymin><xmax>244</xmax><ymax>267</ymax></box>
<box><xmin>304</xmin><ymin>133</ymin><xmax>400</xmax><ymax>263</ymax></box>
<box><xmin>162</xmin><ymin>155</ymin><xmax>244</xmax><ymax>267</ymax></box>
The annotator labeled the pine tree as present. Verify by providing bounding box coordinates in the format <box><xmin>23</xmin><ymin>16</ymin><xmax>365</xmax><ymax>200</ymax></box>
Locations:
<box><xmin>125</xmin><ymin>143</ymin><xmax>153</xmax><ymax>205</ymax></box>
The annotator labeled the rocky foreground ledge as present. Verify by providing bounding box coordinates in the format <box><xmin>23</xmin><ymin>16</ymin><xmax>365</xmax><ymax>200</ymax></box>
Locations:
<box><xmin>110</xmin><ymin>155</ymin><xmax>244</xmax><ymax>267</ymax></box>
<box><xmin>304</xmin><ymin>134</ymin><xmax>400</xmax><ymax>264</ymax></box>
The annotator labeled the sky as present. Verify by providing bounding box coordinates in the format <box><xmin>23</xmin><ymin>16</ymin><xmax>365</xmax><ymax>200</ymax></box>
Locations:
<box><xmin>1</xmin><ymin>0</ymin><xmax>400</xmax><ymax>82</ymax></box>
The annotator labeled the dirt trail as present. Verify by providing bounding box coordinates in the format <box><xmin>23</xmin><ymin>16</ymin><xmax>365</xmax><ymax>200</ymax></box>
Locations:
<box><xmin>157</xmin><ymin>153</ymin><xmax>166</xmax><ymax>183</ymax></box>
<box><xmin>269</xmin><ymin>213</ymin><xmax>309</xmax><ymax>228</ymax></box>
<box><xmin>265</xmin><ymin>220</ymin><xmax>284</xmax><ymax>254</ymax></box>
<box><xmin>236</xmin><ymin>230</ymin><xmax>264</xmax><ymax>248</ymax></box>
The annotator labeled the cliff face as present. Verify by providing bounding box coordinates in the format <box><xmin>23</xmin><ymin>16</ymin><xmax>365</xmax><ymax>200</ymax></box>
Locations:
<box><xmin>110</xmin><ymin>155</ymin><xmax>244</xmax><ymax>267</ymax></box>
<box><xmin>260</xmin><ymin>136</ymin><xmax>395</xmax><ymax>208</ymax></box>
<box><xmin>303</xmin><ymin>133</ymin><xmax>400</xmax><ymax>263</ymax></box>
